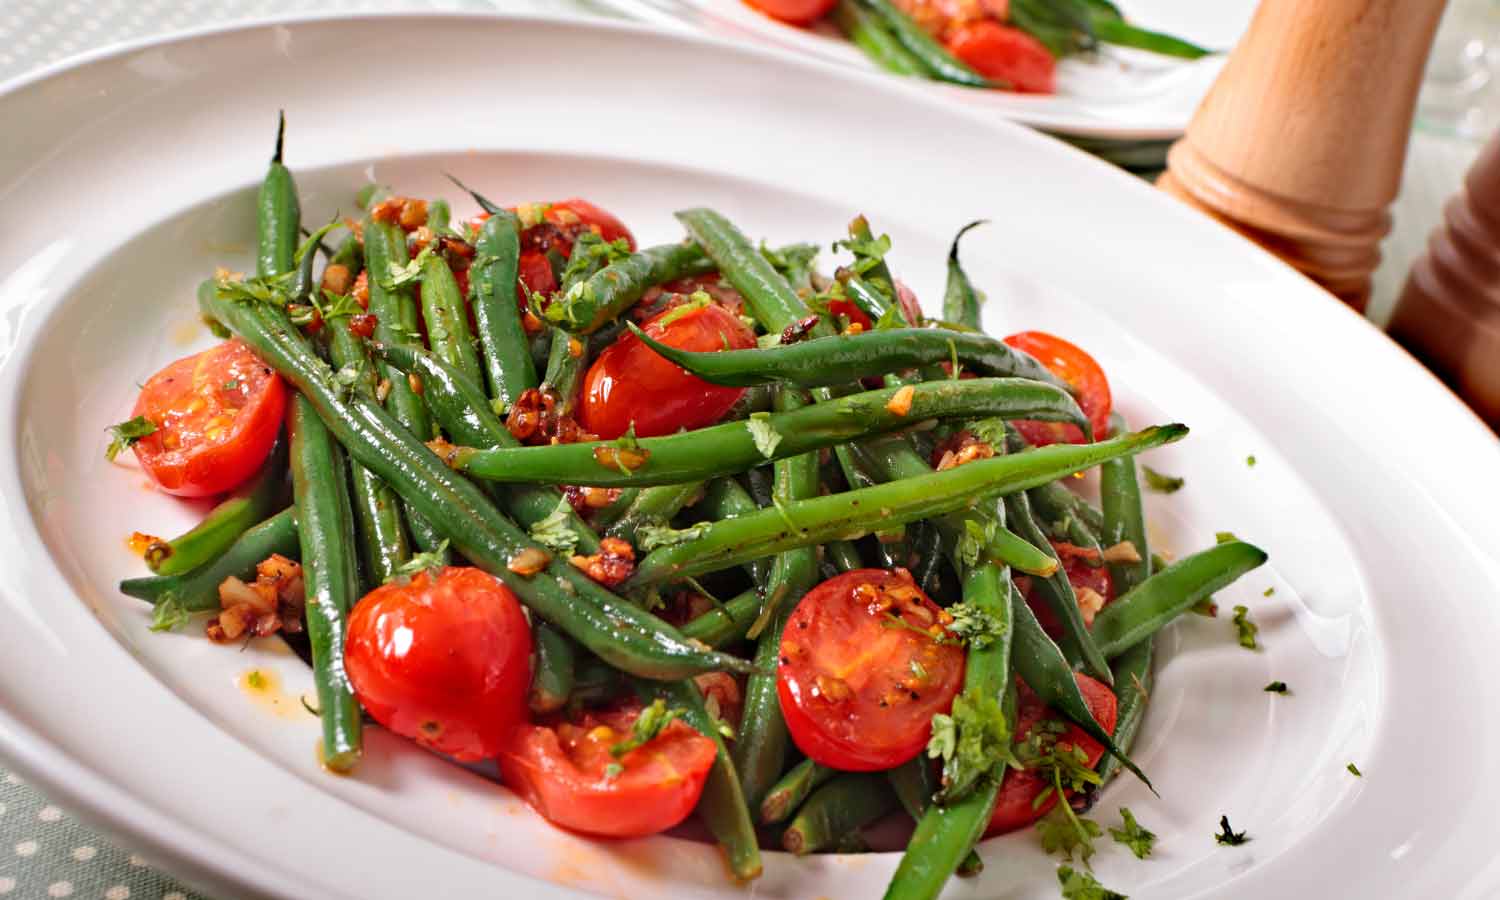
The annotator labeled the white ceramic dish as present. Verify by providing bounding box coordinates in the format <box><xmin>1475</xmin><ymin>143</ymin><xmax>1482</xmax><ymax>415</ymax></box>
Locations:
<box><xmin>602</xmin><ymin>0</ymin><xmax>1255</xmax><ymax>138</ymax></box>
<box><xmin>1</xmin><ymin>12</ymin><xmax>1499</xmax><ymax>900</ymax></box>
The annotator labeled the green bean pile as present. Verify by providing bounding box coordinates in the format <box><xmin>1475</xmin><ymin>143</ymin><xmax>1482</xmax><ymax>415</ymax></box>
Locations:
<box><xmin>116</xmin><ymin>119</ymin><xmax>1268</xmax><ymax>899</ymax></box>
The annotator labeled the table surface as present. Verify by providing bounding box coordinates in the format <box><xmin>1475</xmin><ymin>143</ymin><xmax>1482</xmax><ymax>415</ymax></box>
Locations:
<box><xmin>0</xmin><ymin>1</ymin><xmax>1480</xmax><ymax>897</ymax></box>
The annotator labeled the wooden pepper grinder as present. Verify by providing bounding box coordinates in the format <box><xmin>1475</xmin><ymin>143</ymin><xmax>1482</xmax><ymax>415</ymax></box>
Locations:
<box><xmin>1387</xmin><ymin>132</ymin><xmax>1500</xmax><ymax>429</ymax></box>
<box><xmin>1158</xmin><ymin>0</ymin><xmax>1448</xmax><ymax>310</ymax></box>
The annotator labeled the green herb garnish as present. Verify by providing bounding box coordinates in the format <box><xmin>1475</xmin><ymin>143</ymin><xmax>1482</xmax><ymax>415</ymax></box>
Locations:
<box><xmin>746</xmin><ymin>413</ymin><xmax>783</xmax><ymax>459</ymax></box>
<box><xmin>1141</xmin><ymin>466</ymin><xmax>1183</xmax><ymax>494</ymax></box>
<box><xmin>946</xmin><ymin>601</ymin><xmax>1007</xmax><ymax>649</ymax></box>
<box><xmin>1264</xmin><ymin>681</ymin><xmax>1289</xmax><ymax>694</ymax></box>
<box><xmin>1108</xmin><ymin>807</ymin><xmax>1155</xmax><ymax>859</ymax></box>
<box><xmin>610</xmin><ymin>699</ymin><xmax>684</xmax><ymax>758</ymax></box>
<box><xmin>1215</xmin><ymin>814</ymin><xmax>1249</xmax><ymax>846</ymax></box>
<box><xmin>1058</xmin><ymin>864</ymin><xmax>1127</xmax><ymax>900</ymax></box>
<box><xmin>105</xmin><ymin>416</ymin><xmax>157</xmax><ymax>461</ymax></box>
<box><xmin>389</xmin><ymin>540</ymin><xmax>450</xmax><ymax>582</ymax></box>
<box><xmin>1347</xmin><ymin>762</ymin><xmax>1362</xmax><ymax>777</ymax></box>
<box><xmin>927</xmin><ymin>693</ymin><xmax>1017</xmax><ymax>804</ymax></box>
<box><xmin>528</xmin><ymin>498</ymin><xmax>581</xmax><ymax>555</ymax></box>
<box><xmin>1232</xmin><ymin>604</ymin><xmax>1259</xmax><ymax>650</ymax></box>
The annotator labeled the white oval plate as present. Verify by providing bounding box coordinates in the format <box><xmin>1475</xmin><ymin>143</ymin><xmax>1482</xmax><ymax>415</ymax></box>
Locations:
<box><xmin>602</xmin><ymin>0</ymin><xmax>1255</xmax><ymax>138</ymax></box>
<box><xmin>1</xmin><ymin>12</ymin><xmax>1499</xmax><ymax>900</ymax></box>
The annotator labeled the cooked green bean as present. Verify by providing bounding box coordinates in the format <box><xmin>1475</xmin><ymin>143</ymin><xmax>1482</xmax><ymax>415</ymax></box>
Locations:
<box><xmin>538</xmin><ymin>241</ymin><xmax>715</xmax><ymax>334</ymax></box>
<box><xmin>760</xmin><ymin>758</ymin><xmax>836</xmax><ymax>825</ymax></box>
<box><xmin>827</xmin><ymin>537</ymin><xmax>865</xmax><ymax>573</ymax></box>
<box><xmin>606</xmin><ymin>482</ymin><xmax>705</xmax><ymax>545</ymax></box>
<box><xmin>449</xmin><ymin>378</ymin><xmax>1087</xmax><ymax>487</ymax></box>
<box><xmin>834</xmin><ymin>0</ymin><xmax>930</xmax><ymax>76</ymax></box>
<box><xmin>1092</xmin><ymin>540</ymin><xmax>1269</xmax><ymax>659</ymax></box>
<box><xmin>528</xmin><ymin>622</ymin><xmax>576</xmax><ymax>715</ymax></box>
<box><xmin>418</xmin><ymin>244</ymin><xmax>483</xmax><ymax>387</ymax></box>
<box><xmin>627</xmin><ymin>324</ymin><xmax>1069</xmax><ymax>395</ymax></box>
<box><xmin>1094</xmin><ymin>636</ymin><xmax>1154</xmax><ymax>788</ymax></box>
<box><xmin>469</xmin><ymin>209</ymin><xmax>538</xmax><ymax>408</ymax></box>
<box><xmin>677</xmin><ymin>208</ymin><xmax>812</xmax><ymax>333</ymax></box>
<box><xmin>255</xmin><ymin>113</ymin><xmax>298</xmax><ymax>278</ymax></box>
<box><xmin>677</xmin><ymin>588</ymin><xmax>761</xmax><ymax>648</ymax></box>
<box><xmin>426</xmin><ymin>197</ymin><xmax>451</xmax><ymax>232</ymax></box>
<box><xmin>144</xmin><ymin>437</ymin><xmax>287</xmax><ymax>575</ymax></box>
<box><xmin>1100</xmin><ymin>411</ymin><xmax>1151</xmax><ymax>593</ymax></box>
<box><xmin>121</xmin><ymin>507</ymin><xmax>298</xmax><ymax>615</ymax></box>
<box><xmin>626</xmin><ymin>425</ymin><xmax>1187</xmax><ymax>587</ymax></box>
<box><xmin>942</xmin><ymin>221</ymin><xmax>987</xmax><ymax>330</ymax></box>
<box><xmin>856</xmin><ymin>0</ymin><xmax>993</xmax><ymax>87</ymax></box>
<box><xmin>202</xmin><ymin>285</ymin><xmax>752</xmax><ymax>681</ymax></box>
<box><xmin>1005</xmin><ymin>490</ymin><xmax>1111</xmax><ymax>683</ymax></box>
<box><xmin>696</xmin><ymin>477</ymin><xmax>773</xmax><ymax>590</ymax></box>
<box><xmin>783</xmin><ymin>773</ymin><xmax>900</xmax><ymax>855</ymax></box>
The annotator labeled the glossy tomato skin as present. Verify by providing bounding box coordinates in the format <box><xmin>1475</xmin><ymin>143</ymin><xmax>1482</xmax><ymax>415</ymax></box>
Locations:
<box><xmin>778</xmin><ymin>569</ymin><xmax>966</xmax><ymax>771</ymax></box>
<box><xmin>345</xmin><ymin>567</ymin><xmax>531</xmax><ymax>762</ymax></box>
<box><xmin>946</xmin><ymin>22</ymin><xmax>1057</xmax><ymax>94</ymax></box>
<box><xmin>500</xmin><ymin>704</ymin><xmax>717</xmax><ymax>838</ymax></box>
<box><xmin>129</xmin><ymin>339</ymin><xmax>286</xmax><ymax>497</ymax></box>
<box><xmin>1002</xmin><ymin>331</ymin><xmax>1112</xmax><ymax>446</ymax></box>
<box><xmin>548</xmin><ymin>198</ymin><xmax>636</xmax><ymax>250</ymax></box>
<box><xmin>742</xmin><ymin>0</ymin><xmax>837</xmax><ymax>26</ymax></box>
<box><xmin>579</xmin><ymin>303</ymin><xmax>756</xmax><ymax>439</ymax></box>
<box><xmin>984</xmin><ymin>673</ymin><xmax>1117</xmax><ymax>836</ymax></box>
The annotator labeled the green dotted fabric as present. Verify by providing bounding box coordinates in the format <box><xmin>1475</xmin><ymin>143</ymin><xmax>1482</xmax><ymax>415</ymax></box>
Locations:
<box><xmin>0</xmin><ymin>768</ymin><xmax>208</xmax><ymax>900</ymax></box>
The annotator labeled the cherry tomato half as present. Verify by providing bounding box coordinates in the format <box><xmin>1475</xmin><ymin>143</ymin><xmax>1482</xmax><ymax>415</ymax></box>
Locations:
<box><xmin>778</xmin><ymin>569</ymin><xmax>966</xmax><ymax>771</ymax></box>
<box><xmin>547</xmin><ymin>198</ymin><xmax>636</xmax><ymax>251</ymax></box>
<box><xmin>500</xmin><ymin>703</ymin><xmax>717</xmax><ymax>838</ymax></box>
<box><xmin>345</xmin><ymin>567</ymin><xmax>532</xmax><ymax>762</ymax></box>
<box><xmin>985</xmin><ymin>673</ymin><xmax>1117</xmax><ymax>836</ymax></box>
<box><xmin>1002</xmin><ymin>330</ymin><xmax>1112</xmax><ymax>445</ymax></box>
<box><xmin>741</xmin><ymin>0</ymin><xmax>836</xmax><ymax>26</ymax></box>
<box><xmin>128</xmin><ymin>339</ymin><xmax>286</xmax><ymax>497</ymax></box>
<box><xmin>946</xmin><ymin>22</ymin><xmax>1057</xmax><ymax>94</ymax></box>
<box><xmin>579</xmin><ymin>302</ymin><xmax>756</xmax><ymax>439</ymax></box>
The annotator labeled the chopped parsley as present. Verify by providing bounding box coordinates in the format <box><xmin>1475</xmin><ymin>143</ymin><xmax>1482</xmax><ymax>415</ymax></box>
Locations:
<box><xmin>604</xmin><ymin>762</ymin><xmax>624</xmax><ymax>780</ymax></box>
<box><xmin>1058</xmin><ymin>865</ymin><xmax>1127</xmax><ymax>900</ymax></box>
<box><xmin>1231</xmin><ymin>604</ymin><xmax>1259</xmax><ymax>650</ymax></box>
<box><xmin>1215</xmin><ymin>531</ymin><xmax>1239</xmax><ymax>544</ymax></box>
<box><xmin>746</xmin><ymin>413</ymin><xmax>783</xmax><ymax>459</ymax></box>
<box><xmin>958</xmin><ymin>518</ymin><xmax>997</xmax><ymax>568</ymax></box>
<box><xmin>653</xmin><ymin>290</ymin><xmax>713</xmax><ymax>330</ymax></box>
<box><xmin>1347</xmin><ymin>762</ymin><xmax>1362</xmax><ymax>777</ymax></box>
<box><xmin>1215</xmin><ymin>815</ymin><xmax>1249</xmax><ymax>846</ymax></box>
<box><xmin>1141</xmin><ymin>465</ymin><xmax>1184</xmax><ymax>494</ymax></box>
<box><xmin>528</xmin><ymin>498</ymin><xmax>581</xmax><ymax>556</ymax></box>
<box><xmin>873</xmin><ymin>304</ymin><xmax>905</xmax><ymax>331</ymax></box>
<box><xmin>1109</xmin><ymin>807</ymin><xmax>1155</xmax><ymax>859</ymax></box>
<box><xmin>390</xmin><ymin>540</ymin><xmax>450</xmax><ymax>582</ymax></box>
<box><xmin>1246</xmin><ymin>455</ymin><xmax>1257</xmax><ymax>467</ymax></box>
<box><xmin>1038</xmin><ymin>806</ymin><xmax>1102</xmax><ymax>864</ymax></box>
<box><xmin>246</xmin><ymin>670</ymin><xmax>266</xmax><ymax>690</ymax></box>
<box><xmin>149</xmin><ymin>595</ymin><xmax>188</xmax><ymax>633</ymax></box>
<box><xmin>832</xmin><ymin>227</ymin><xmax>893</xmax><ymax>277</ymax></box>
<box><xmin>1263</xmin><ymin>586</ymin><xmax>1275</xmax><ymax>597</ymax></box>
<box><xmin>926</xmin><ymin>694</ymin><xmax>1016</xmax><ymax>804</ymax></box>
<box><xmin>105</xmin><ymin>416</ymin><xmax>157</xmax><ymax>461</ymax></box>
<box><xmin>946</xmin><ymin>601</ymin><xmax>1007</xmax><ymax>649</ymax></box>
<box><xmin>1025</xmin><ymin>725</ymin><xmax>1104</xmax><ymax>863</ymax></box>
<box><xmin>636</xmin><ymin>520</ymin><xmax>712</xmax><ymax>551</ymax></box>
<box><xmin>1264</xmin><ymin>681</ymin><xmax>1289</xmax><ymax>694</ymax></box>
<box><xmin>610</xmin><ymin>699</ymin><xmax>684</xmax><ymax>758</ymax></box>
<box><xmin>380</xmin><ymin>243</ymin><xmax>435</xmax><ymax>290</ymax></box>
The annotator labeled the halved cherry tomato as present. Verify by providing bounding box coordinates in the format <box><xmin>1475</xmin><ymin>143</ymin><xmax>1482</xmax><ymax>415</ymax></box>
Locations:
<box><xmin>579</xmin><ymin>302</ymin><xmax>756</xmax><ymax>439</ymax></box>
<box><xmin>128</xmin><ymin>339</ymin><xmax>286</xmax><ymax>497</ymax></box>
<box><xmin>946</xmin><ymin>22</ymin><xmax>1056</xmax><ymax>94</ymax></box>
<box><xmin>547</xmin><ymin>198</ymin><xmax>636</xmax><ymax>251</ymax></box>
<box><xmin>1002</xmin><ymin>330</ymin><xmax>1112</xmax><ymax>445</ymax></box>
<box><xmin>517</xmin><ymin>250</ymin><xmax>558</xmax><ymax>301</ymax></box>
<box><xmin>778</xmin><ymin>568</ymin><xmax>966</xmax><ymax>771</ymax></box>
<box><xmin>742</xmin><ymin>0</ymin><xmax>836</xmax><ymax>26</ymax></box>
<box><xmin>345</xmin><ymin>567</ymin><xmax>531</xmax><ymax>762</ymax></box>
<box><xmin>500</xmin><ymin>703</ymin><xmax>717</xmax><ymax>838</ymax></box>
<box><xmin>985</xmin><ymin>673</ymin><xmax>1117</xmax><ymax>836</ymax></box>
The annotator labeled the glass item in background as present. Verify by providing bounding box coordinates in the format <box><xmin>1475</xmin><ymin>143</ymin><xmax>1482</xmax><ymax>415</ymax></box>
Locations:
<box><xmin>1417</xmin><ymin>0</ymin><xmax>1500</xmax><ymax>140</ymax></box>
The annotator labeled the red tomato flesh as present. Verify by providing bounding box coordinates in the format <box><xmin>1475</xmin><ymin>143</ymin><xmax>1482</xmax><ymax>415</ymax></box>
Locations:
<box><xmin>500</xmin><ymin>704</ymin><xmax>717</xmax><ymax>838</ymax></box>
<box><xmin>345</xmin><ymin>567</ymin><xmax>532</xmax><ymax>762</ymax></box>
<box><xmin>548</xmin><ymin>198</ymin><xmax>636</xmax><ymax>250</ymax></box>
<box><xmin>778</xmin><ymin>569</ymin><xmax>966</xmax><ymax>771</ymax></box>
<box><xmin>1002</xmin><ymin>330</ymin><xmax>1112</xmax><ymax>445</ymax></box>
<box><xmin>128</xmin><ymin>339</ymin><xmax>285</xmax><ymax>497</ymax></box>
<box><xmin>579</xmin><ymin>302</ymin><xmax>756</xmax><ymax>439</ymax></box>
<box><xmin>946</xmin><ymin>22</ymin><xmax>1057</xmax><ymax>94</ymax></box>
<box><xmin>741</xmin><ymin>0</ymin><xmax>837</xmax><ymax>26</ymax></box>
<box><xmin>985</xmin><ymin>674</ymin><xmax>1117</xmax><ymax>836</ymax></box>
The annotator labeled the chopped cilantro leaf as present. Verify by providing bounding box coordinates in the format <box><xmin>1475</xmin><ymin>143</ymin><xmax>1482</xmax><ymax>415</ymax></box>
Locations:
<box><xmin>873</xmin><ymin>305</ymin><xmax>904</xmax><ymax>331</ymax></box>
<box><xmin>654</xmin><ymin>290</ymin><xmax>713</xmax><ymax>330</ymax></box>
<box><xmin>528</xmin><ymin>498</ymin><xmax>581</xmax><ymax>555</ymax></box>
<box><xmin>1215</xmin><ymin>531</ymin><xmax>1238</xmax><ymax>544</ymax></box>
<box><xmin>1058</xmin><ymin>865</ymin><xmax>1127</xmax><ymax>900</ymax></box>
<box><xmin>1264</xmin><ymin>681</ymin><xmax>1289</xmax><ymax>694</ymax></box>
<box><xmin>927</xmin><ymin>694</ymin><xmax>1016</xmax><ymax>803</ymax></box>
<box><xmin>1109</xmin><ymin>807</ymin><xmax>1155</xmax><ymax>859</ymax></box>
<box><xmin>390</xmin><ymin>540</ymin><xmax>450</xmax><ymax>582</ymax></box>
<box><xmin>832</xmin><ymin>228</ymin><xmax>893</xmax><ymax>277</ymax></box>
<box><xmin>1231</xmin><ymin>604</ymin><xmax>1259</xmax><ymax>650</ymax></box>
<box><xmin>1263</xmin><ymin>586</ymin><xmax>1275</xmax><ymax>597</ymax></box>
<box><xmin>610</xmin><ymin>699</ymin><xmax>684</xmax><ymax>758</ymax></box>
<box><xmin>1246</xmin><ymin>455</ymin><xmax>1257</xmax><ymax>467</ymax></box>
<box><xmin>958</xmin><ymin>518</ymin><xmax>996</xmax><ymax>568</ymax></box>
<box><xmin>636</xmin><ymin>520</ymin><xmax>712</xmax><ymax>551</ymax></box>
<box><xmin>1141</xmin><ymin>466</ymin><xmax>1184</xmax><ymax>494</ymax></box>
<box><xmin>380</xmin><ymin>243</ymin><xmax>435</xmax><ymax>290</ymax></box>
<box><xmin>946</xmin><ymin>601</ymin><xmax>1006</xmax><ymax>649</ymax></box>
<box><xmin>1347</xmin><ymin>762</ymin><xmax>1362</xmax><ymax>777</ymax></box>
<box><xmin>149</xmin><ymin>595</ymin><xmax>188</xmax><ymax>633</ymax></box>
<box><xmin>1038</xmin><ymin>806</ymin><xmax>1102</xmax><ymax>864</ymax></box>
<box><xmin>1215</xmin><ymin>815</ymin><xmax>1249</xmax><ymax>846</ymax></box>
<box><xmin>746</xmin><ymin>413</ymin><xmax>782</xmax><ymax>459</ymax></box>
<box><xmin>105</xmin><ymin>416</ymin><xmax>157</xmax><ymax>461</ymax></box>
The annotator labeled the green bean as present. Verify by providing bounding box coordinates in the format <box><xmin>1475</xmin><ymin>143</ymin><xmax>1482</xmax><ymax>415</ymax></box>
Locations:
<box><xmin>634</xmin><ymin>679</ymin><xmax>762</xmax><ymax>880</ymax></box>
<box><xmin>678</xmin><ymin>588</ymin><xmax>761</xmax><ymax>648</ymax></box>
<box><xmin>834</xmin><ymin>0</ymin><xmax>930</xmax><ymax>76</ymax></box>
<box><xmin>1082</xmin><ymin>0</ymin><xmax>1210</xmax><ymax>59</ymax></box>
<box><xmin>760</xmin><ymin>758</ymin><xmax>836</xmax><ymax>825</ymax></box>
<box><xmin>910</xmin><ymin>521</ymin><xmax>948</xmax><ymax>595</ymax></box>
<box><xmin>1100</xmin><ymin>411</ymin><xmax>1151</xmax><ymax>593</ymax></box>
<box><xmin>470</xmin><ymin>210</ymin><xmax>538</xmax><ymax>408</ymax></box>
<box><xmin>256</xmin><ymin>113</ymin><xmax>298</xmax><ymax>278</ymax></box>
<box><xmin>734</xmin><ymin>388</ymin><xmax>818</xmax><ymax>812</ymax></box>
<box><xmin>121</xmin><ymin>507</ymin><xmax>298</xmax><ymax>615</ymax></box>
<box><xmin>1010</xmin><ymin>583</ymin><xmax>1150</xmax><ymax>788</ymax></box>
<box><xmin>888</xmin><ymin>757</ymin><xmax>939</xmax><ymax>824</ymax></box>
<box><xmin>528</xmin><ymin>622</ymin><xmax>576</xmax><ymax>715</ymax></box>
<box><xmin>426</xmin><ymin>197</ymin><xmax>451</xmax><ymax>232</ymax></box>
<box><xmin>626</xmin><ymin>324</ymin><xmax>1069</xmax><ymax>395</ymax></box>
<box><xmin>328</xmin><ymin>322</ymin><xmax>412</xmax><ymax>588</ymax></box>
<box><xmin>372</xmin><ymin>342</ymin><xmax>600</xmax><ymax>555</ymax></box>
<box><xmin>678</xmin><ymin>208</ymin><xmax>811</xmax><ymax>333</ymax></box>
<box><xmin>1092</xmin><ymin>540</ymin><xmax>1269</xmax><ymax>659</ymax></box>
<box><xmin>1026</xmin><ymin>477</ymin><xmax>1105</xmax><ymax>538</ymax></box>
<box><xmin>202</xmin><ymin>284</ymin><xmax>753</xmax><ymax>681</ymax></box>
<box><xmin>539</xmin><ymin>241</ymin><xmax>715</xmax><ymax>334</ymax></box>
<box><xmin>1094</xmin><ymin>636</ymin><xmax>1154</xmax><ymax>788</ymax></box>
<box><xmin>589</xmin><ymin>487</ymin><xmax>637</xmax><ymax>531</ymax></box>
<box><xmin>144</xmin><ymin>437</ymin><xmax>287</xmax><ymax>575</ymax></box>
<box><xmin>1004</xmin><ymin>490</ymin><xmax>1111</xmax><ymax>683</ymax></box>
<box><xmin>762</xmin><ymin>242</ymin><xmax>820</xmax><ymax>294</ymax></box>
<box><xmin>288</xmin><ymin>396</ymin><xmax>363</xmax><ymax>772</ymax></box>
<box><xmin>419</xmin><ymin>245</ymin><xmax>483</xmax><ymax>387</ymax></box>
<box><xmin>606</xmin><ymin>482</ymin><xmax>704</xmax><ymax>545</ymax></box>
<box><xmin>856</xmin><ymin>0</ymin><xmax>993</xmax><ymax>87</ymax></box>
<box><xmin>626</xmin><ymin>425</ymin><xmax>1187</xmax><ymax>588</ymax></box>
<box><xmin>783</xmin><ymin>773</ymin><xmax>900</xmax><ymax>855</ymax></box>
<box><xmin>827</xmin><ymin>538</ymin><xmax>865</xmax><ymax>573</ymax></box>
<box><xmin>942</xmin><ymin>221</ymin><xmax>987</xmax><ymax>330</ymax></box>
<box><xmin>885</xmin><ymin>563</ymin><xmax>1011</xmax><ymax>899</ymax></box>
<box><xmin>696</xmin><ymin>477</ymin><xmax>773</xmax><ymax>590</ymax></box>
<box><xmin>329</xmin><ymin>231</ymin><xmax>363</xmax><ymax>273</ymax></box>
<box><xmin>450</xmin><ymin>377</ymin><xmax>1087</xmax><ymax>487</ymax></box>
